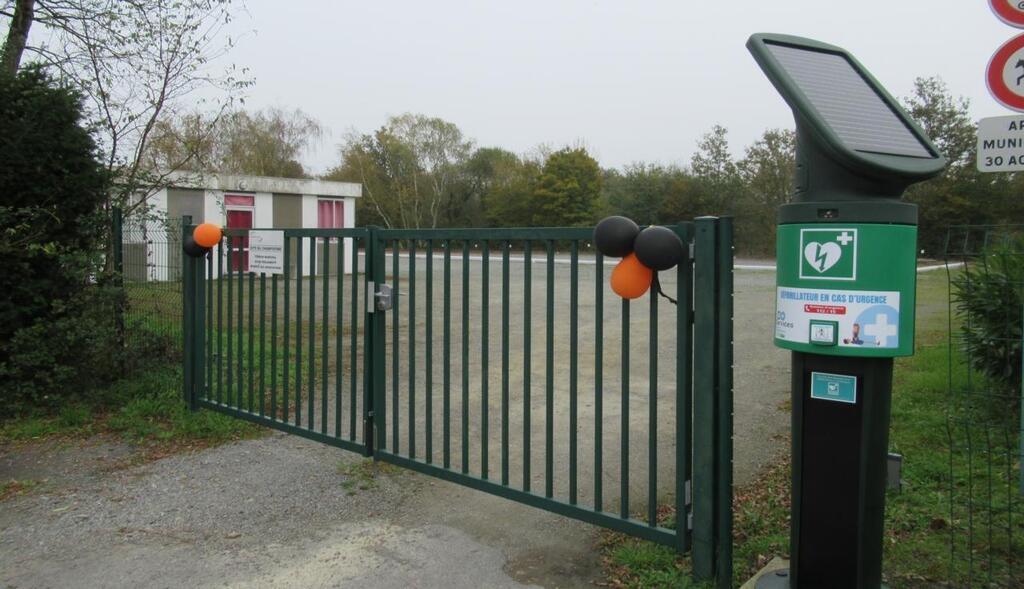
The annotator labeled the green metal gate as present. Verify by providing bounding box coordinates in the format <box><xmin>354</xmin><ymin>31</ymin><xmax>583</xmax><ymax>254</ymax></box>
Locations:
<box><xmin>181</xmin><ymin>218</ymin><xmax>734</xmax><ymax>585</ymax></box>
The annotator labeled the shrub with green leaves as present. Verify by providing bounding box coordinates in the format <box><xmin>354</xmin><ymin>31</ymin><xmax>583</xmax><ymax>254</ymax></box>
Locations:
<box><xmin>0</xmin><ymin>67</ymin><xmax>113</xmax><ymax>416</ymax></box>
<box><xmin>951</xmin><ymin>245</ymin><xmax>1024</xmax><ymax>399</ymax></box>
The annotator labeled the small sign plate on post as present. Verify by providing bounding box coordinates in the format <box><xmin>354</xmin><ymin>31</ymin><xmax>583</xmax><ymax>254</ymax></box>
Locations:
<box><xmin>977</xmin><ymin>114</ymin><xmax>1024</xmax><ymax>172</ymax></box>
<box><xmin>249</xmin><ymin>230</ymin><xmax>284</xmax><ymax>274</ymax></box>
<box><xmin>810</xmin><ymin>372</ymin><xmax>858</xmax><ymax>404</ymax></box>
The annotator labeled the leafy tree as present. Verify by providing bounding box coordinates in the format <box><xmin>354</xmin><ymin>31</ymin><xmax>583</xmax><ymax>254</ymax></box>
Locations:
<box><xmin>452</xmin><ymin>147</ymin><xmax>523</xmax><ymax>227</ymax></box>
<box><xmin>146</xmin><ymin>107</ymin><xmax>324</xmax><ymax>178</ymax></box>
<box><xmin>900</xmin><ymin>77</ymin><xmax>1017</xmax><ymax>256</ymax></box>
<box><xmin>737</xmin><ymin>128</ymin><xmax>795</xmax><ymax>254</ymax></box>
<box><xmin>603</xmin><ymin>163</ymin><xmax>674</xmax><ymax>226</ymax></box>
<box><xmin>1</xmin><ymin>0</ymin><xmax>251</xmax><ymax>217</ymax></box>
<box><xmin>329</xmin><ymin>114</ymin><xmax>473</xmax><ymax>228</ymax></box>
<box><xmin>689</xmin><ymin>124</ymin><xmax>747</xmax><ymax>215</ymax></box>
<box><xmin>0</xmin><ymin>67</ymin><xmax>115</xmax><ymax>414</ymax></box>
<box><xmin>531</xmin><ymin>147</ymin><xmax>602</xmax><ymax>226</ymax></box>
<box><xmin>480</xmin><ymin>152</ymin><xmax>541</xmax><ymax>227</ymax></box>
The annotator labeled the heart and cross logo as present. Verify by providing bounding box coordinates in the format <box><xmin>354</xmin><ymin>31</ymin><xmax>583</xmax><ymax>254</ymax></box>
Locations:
<box><xmin>798</xmin><ymin>228</ymin><xmax>857</xmax><ymax>280</ymax></box>
<box><xmin>803</xmin><ymin>241</ymin><xmax>842</xmax><ymax>273</ymax></box>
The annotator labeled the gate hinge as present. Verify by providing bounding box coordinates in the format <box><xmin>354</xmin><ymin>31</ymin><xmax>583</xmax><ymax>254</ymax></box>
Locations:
<box><xmin>685</xmin><ymin>480</ymin><xmax>692</xmax><ymax>506</ymax></box>
<box><xmin>687</xmin><ymin>512</ymin><xmax>694</xmax><ymax>531</ymax></box>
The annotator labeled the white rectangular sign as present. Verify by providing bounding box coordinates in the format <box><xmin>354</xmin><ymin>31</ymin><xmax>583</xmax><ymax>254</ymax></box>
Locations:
<box><xmin>248</xmin><ymin>230</ymin><xmax>284</xmax><ymax>274</ymax></box>
<box><xmin>977</xmin><ymin>115</ymin><xmax>1024</xmax><ymax>172</ymax></box>
<box><xmin>775</xmin><ymin>287</ymin><xmax>901</xmax><ymax>350</ymax></box>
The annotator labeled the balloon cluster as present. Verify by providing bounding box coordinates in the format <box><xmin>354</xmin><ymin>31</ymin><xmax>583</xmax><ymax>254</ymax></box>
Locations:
<box><xmin>183</xmin><ymin>223</ymin><xmax>223</xmax><ymax>258</ymax></box>
<box><xmin>594</xmin><ymin>216</ymin><xmax>685</xmax><ymax>300</ymax></box>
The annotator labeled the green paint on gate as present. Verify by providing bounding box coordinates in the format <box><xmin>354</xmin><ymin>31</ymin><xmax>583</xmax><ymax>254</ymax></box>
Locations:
<box><xmin>180</xmin><ymin>220</ymin><xmax>735</xmax><ymax>587</ymax></box>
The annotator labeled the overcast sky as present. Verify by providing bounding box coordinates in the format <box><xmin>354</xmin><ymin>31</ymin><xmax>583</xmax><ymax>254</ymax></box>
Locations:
<box><xmin>225</xmin><ymin>0</ymin><xmax>1010</xmax><ymax>174</ymax></box>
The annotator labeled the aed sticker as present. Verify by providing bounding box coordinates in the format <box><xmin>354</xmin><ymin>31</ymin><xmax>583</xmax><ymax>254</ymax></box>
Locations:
<box><xmin>775</xmin><ymin>287</ymin><xmax>900</xmax><ymax>349</ymax></box>
<box><xmin>810</xmin><ymin>372</ymin><xmax>857</xmax><ymax>404</ymax></box>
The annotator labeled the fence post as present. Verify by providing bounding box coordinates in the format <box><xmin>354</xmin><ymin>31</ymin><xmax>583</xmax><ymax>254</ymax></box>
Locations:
<box><xmin>111</xmin><ymin>207</ymin><xmax>126</xmax><ymax>359</ymax></box>
<box><xmin>692</xmin><ymin>216</ymin><xmax>719</xmax><ymax>580</ymax></box>
<box><xmin>715</xmin><ymin>217</ymin><xmax>734</xmax><ymax>589</ymax></box>
<box><xmin>111</xmin><ymin>207</ymin><xmax>124</xmax><ymax>279</ymax></box>
<box><xmin>182</xmin><ymin>216</ymin><xmax>194</xmax><ymax>409</ymax></box>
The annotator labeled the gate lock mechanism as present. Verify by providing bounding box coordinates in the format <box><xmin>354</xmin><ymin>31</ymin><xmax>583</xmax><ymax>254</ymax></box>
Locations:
<box><xmin>374</xmin><ymin>283</ymin><xmax>394</xmax><ymax>312</ymax></box>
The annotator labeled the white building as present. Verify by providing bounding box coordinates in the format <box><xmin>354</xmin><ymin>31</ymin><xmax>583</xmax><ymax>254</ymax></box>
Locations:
<box><xmin>124</xmin><ymin>172</ymin><xmax>361</xmax><ymax>282</ymax></box>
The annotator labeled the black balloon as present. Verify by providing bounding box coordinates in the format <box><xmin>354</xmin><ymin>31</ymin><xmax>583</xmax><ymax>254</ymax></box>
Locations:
<box><xmin>183</xmin><ymin>234</ymin><xmax>210</xmax><ymax>258</ymax></box>
<box><xmin>633</xmin><ymin>226</ymin><xmax>685</xmax><ymax>271</ymax></box>
<box><xmin>593</xmin><ymin>216</ymin><xmax>640</xmax><ymax>258</ymax></box>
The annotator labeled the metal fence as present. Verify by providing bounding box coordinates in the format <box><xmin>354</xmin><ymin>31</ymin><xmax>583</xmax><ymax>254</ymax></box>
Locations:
<box><xmin>182</xmin><ymin>218</ymin><xmax>735</xmax><ymax>586</ymax></box>
<box><xmin>113</xmin><ymin>209</ymin><xmax>184</xmax><ymax>345</ymax></box>
<box><xmin>944</xmin><ymin>225</ymin><xmax>1024</xmax><ymax>587</ymax></box>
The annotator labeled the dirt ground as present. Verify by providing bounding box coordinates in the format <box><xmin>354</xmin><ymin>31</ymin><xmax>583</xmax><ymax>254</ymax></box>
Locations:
<box><xmin>0</xmin><ymin>266</ymin><xmax>790</xmax><ymax>589</ymax></box>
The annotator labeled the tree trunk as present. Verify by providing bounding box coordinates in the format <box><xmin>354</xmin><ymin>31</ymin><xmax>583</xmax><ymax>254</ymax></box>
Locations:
<box><xmin>1</xmin><ymin>0</ymin><xmax>34</xmax><ymax>76</ymax></box>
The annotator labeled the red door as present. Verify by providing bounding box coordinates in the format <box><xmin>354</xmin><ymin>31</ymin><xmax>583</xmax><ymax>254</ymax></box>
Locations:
<box><xmin>226</xmin><ymin>209</ymin><xmax>253</xmax><ymax>272</ymax></box>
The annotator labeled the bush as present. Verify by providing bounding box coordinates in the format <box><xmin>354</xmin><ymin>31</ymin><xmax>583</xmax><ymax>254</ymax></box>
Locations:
<box><xmin>951</xmin><ymin>245</ymin><xmax>1024</xmax><ymax>398</ymax></box>
<box><xmin>0</xmin><ymin>287</ymin><xmax>125</xmax><ymax>416</ymax></box>
<box><xmin>0</xmin><ymin>67</ymin><xmax>115</xmax><ymax>416</ymax></box>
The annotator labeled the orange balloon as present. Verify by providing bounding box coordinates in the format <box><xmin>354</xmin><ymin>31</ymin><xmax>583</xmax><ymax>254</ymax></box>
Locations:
<box><xmin>193</xmin><ymin>223</ymin><xmax>223</xmax><ymax>248</ymax></box>
<box><xmin>610</xmin><ymin>253</ymin><xmax>653</xmax><ymax>299</ymax></box>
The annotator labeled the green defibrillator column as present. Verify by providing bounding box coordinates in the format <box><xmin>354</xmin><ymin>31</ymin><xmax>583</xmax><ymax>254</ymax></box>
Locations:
<box><xmin>747</xmin><ymin>34</ymin><xmax>946</xmax><ymax>588</ymax></box>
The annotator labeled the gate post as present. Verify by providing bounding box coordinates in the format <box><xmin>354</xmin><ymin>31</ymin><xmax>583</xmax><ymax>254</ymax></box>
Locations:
<box><xmin>692</xmin><ymin>216</ymin><xmax>719</xmax><ymax>580</ymax></box>
<box><xmin>692</xmin><ymin>215</ymin><xmax>735</xmax><ymax>588</ymax></box>
<box><xmin>364</xmin><ymin>227</ymin><xmax>387</xmax><ymax>457</ymax></box>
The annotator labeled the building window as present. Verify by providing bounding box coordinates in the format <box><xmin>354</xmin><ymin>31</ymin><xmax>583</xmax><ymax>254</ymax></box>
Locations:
<box><xmin>318</xmin><ymin>199</ymin><xmax>344</xmax><ymax>229</ymax></box>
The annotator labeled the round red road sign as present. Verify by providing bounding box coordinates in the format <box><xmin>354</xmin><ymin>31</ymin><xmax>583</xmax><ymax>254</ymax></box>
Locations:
<box><xmin>991</xmin><ymin>0</ymin><xmax>1024</xmax><ymax>28</ymax></box>
<box><xmin>987</xmin><ymin>34</ymin><xmax>1024</xmax><ymax>111</ymax></box>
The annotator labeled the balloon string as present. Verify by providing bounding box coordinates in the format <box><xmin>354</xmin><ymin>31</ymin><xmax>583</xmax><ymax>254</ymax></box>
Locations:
<box><xmin>652</xmin><ymin>275</ymin><xmax>677</xmax><ymax>306</ymax></box>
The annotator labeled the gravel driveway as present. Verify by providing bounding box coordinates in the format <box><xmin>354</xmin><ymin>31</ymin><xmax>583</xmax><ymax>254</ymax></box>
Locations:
<box><xmin>0</xmin><ymin>267</ymin><xmax>789</xmax><ymax>588</ymax></box>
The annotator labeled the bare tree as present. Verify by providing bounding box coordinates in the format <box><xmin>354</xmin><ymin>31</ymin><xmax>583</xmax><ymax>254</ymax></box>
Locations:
<box><xmin>1</xmin><ymin>0</ymin><xmax>252</xmax><ymax>216</ymax></box>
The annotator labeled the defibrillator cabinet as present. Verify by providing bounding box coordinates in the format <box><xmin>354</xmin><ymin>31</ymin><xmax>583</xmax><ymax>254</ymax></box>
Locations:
<box><xmin>748</xmin><ymin>33</ymin><xmax>946</xmax><ymax>588</ymax></box>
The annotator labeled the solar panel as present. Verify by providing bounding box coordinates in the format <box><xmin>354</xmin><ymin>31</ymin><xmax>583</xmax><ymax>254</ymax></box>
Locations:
<box><xmin>765</xmin><ymin>42</ymin><xmax>933</xmax><ymax>159</ymax></box>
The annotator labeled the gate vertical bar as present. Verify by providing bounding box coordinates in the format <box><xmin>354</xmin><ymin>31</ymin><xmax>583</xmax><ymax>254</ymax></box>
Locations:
<box><xmin>409</xmin><ymin>240</ymin><xmax>417</xmax><ymax>459</ymax></box>
<box><xmin>523</xmin><ymin>240</ymin><xmax>532</xmax><ymax>492</ymax></box>
<box><xmin>648</xmin><ymin>277</ymin><xmax>658</xmax><ymax>527</ymax></box>
<box><xmin>481</xmin><ymin>240</ymin><xmax>490</xmax><ymax>479</ymax></box>
<box><xmin>371</xmin><ymin>228</ymin><xmax>386</xmax><ymax>453</ymax></box>
<box><xmin>595</xmin><ymin>250</ymin><xmax>604</xmax><ymax>513</ymax></box>
<box><xmin>393</xmin><ymin>240</ymin><xmax>400</xmax><ymax>451</ymax></box>
<box><xmin>462</xmin><ymin>240</ymin><xmax>470</xmax><ymax>474</ymax></box>
<box><xmin>546</xmin><ymin>241</ymin><xmax>555</xmax><ymax>498</ymax></box>
<box><xmin>426</xmin><ymin>240</ymin><xmax>434</xmax><ymax>462</ymax></box>
<box><xmin>502</xmin><ymin>241</ymin><xmax>510</xmax><ymax>486</ymax></box>
<box><xmin>715</xmin><ymin>217</ymin><xmax>734</xmax><ymax>588</ymax></box>
<box><xmin>569</xmin><ymin>241</ymin><xmax>579</xmax><ymax>505</ymax></box>
<box><xmin>675</xmin><ymin>223</ymin><xmax>694</xmax><ymax>553</ymax></box>
<box><xmin>693</xmin><ymin>216</ymin><xmax>719</xmax><ymax>580</ymax></box>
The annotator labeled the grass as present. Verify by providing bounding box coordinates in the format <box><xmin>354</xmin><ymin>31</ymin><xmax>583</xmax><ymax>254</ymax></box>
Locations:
<box><xmin>0</xmin><ymin>479</ymin><xmax>40</xmax><ymax>502</ymax></box>
<box><xmin>337</xmin><ymin>459</ymin><xmax>401</xmax><ymax>495</ymax></box>
<box><xmin>602</xmin><ymin>270</ymin><xmax>1022</xmax><ymax>588</ymax></box>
